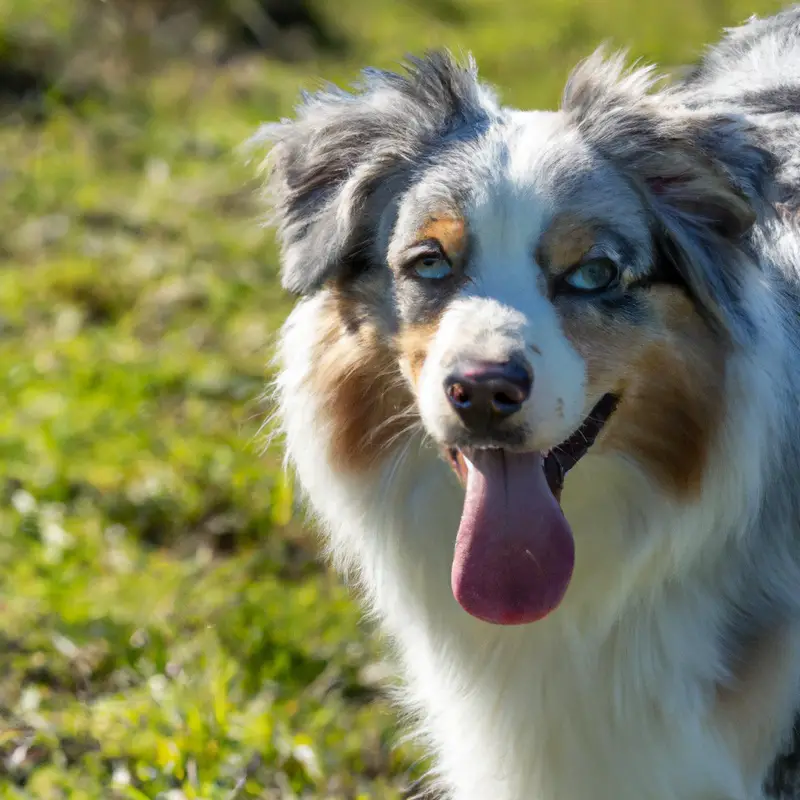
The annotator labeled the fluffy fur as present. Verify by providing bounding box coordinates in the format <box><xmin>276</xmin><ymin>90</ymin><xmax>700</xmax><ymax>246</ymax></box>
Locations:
<box><xmin>260</xmin><ymin>7</ymin><xmax>800</xmax><ymax>799</ymax></box>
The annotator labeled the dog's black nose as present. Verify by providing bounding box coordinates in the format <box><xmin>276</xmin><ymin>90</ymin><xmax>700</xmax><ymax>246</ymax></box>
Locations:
<box><xmin>444</xmin><ymin>359</ymin><xmax>532</xmax><ymax>428</ymax></box>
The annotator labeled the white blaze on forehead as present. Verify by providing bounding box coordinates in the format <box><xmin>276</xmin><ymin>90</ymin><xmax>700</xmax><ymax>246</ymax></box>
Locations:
<box><xmin>504</xmin><ymin>110</ymin><xmax>578</xmax><ymax>188</ymax></box>
<box><xmin>465</xmin><ymin>110</ymin><xmax>581</xmax><ymax>276</ymax></box>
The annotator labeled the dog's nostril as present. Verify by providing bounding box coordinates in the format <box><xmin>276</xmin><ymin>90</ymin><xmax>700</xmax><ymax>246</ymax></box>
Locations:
<box><xmin>492</xmin><ymin>390</ymin><xmax>519</xmax><ymax>410</ymax></box>
<box><xmin>446</xmin><ymin>382</ymin><xmax>472</xmax><ymax>408</ymax></box>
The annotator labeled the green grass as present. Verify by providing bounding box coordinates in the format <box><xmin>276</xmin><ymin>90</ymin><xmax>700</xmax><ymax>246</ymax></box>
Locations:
<box><xmin>0</xmin><ymin>0</ymin><xmax>788</xmax><ymax>797</ymax></box>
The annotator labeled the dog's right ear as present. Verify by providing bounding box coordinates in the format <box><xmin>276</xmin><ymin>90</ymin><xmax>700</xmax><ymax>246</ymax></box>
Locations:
<box><xmin>255</xmin><ymin>52</ymin><xmax>496</xmax><ymax>295</ymax></box>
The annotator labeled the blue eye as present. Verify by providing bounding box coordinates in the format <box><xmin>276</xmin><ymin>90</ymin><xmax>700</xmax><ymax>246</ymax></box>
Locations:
<box><xmin>563</xmin><ymin>258</ymin><xmax>618</xmax><ymax>292</ymax></box>
<box><xmin>413</xmin><ymin>255</ymin><xmax>453</xmax><ymax>280</ymax></box>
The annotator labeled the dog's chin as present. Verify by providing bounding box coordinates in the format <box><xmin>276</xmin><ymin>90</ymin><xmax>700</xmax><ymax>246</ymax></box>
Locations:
<box><xmin>443</xmin><ymin>393</ymin><xmax>620</xmax><ymax>502</ymax></box>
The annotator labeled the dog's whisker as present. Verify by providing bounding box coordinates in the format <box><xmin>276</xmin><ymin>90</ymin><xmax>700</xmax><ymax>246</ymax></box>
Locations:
<box><xmin>365</xmin><ymin>407</ymin><xmax>420</xmax><ymax>439</ymax></box>
<box><xmin>377</xmin><ymin>431</ymin><xmax>419</xmax><ymax>495</ymax></box>
<box><xmin>375</xmin><ymin>422</ymin><xmax>425</xmax><ymax>455</ymax></box>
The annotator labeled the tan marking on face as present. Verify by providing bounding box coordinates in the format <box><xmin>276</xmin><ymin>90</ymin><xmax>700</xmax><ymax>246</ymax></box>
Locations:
<box><xmin>537</xmin><ymin>213</ymin><xmax>597</xmax><ymax>277</ymax></box>
<box><xmin>308</xmin><ymin>292</ymin><xmax>415</xmax><ymax>474</ymax></box>
<box><xmin>396</xmin><ymin>322</ymin><xmax>440</xmax><ymax>387</ymax></box>
<box><xmin>417</xmin><ymin>215</ymin><xmax>467</xmax><ymax>262</ymax></box>
<box><xmin>560</xmin><ymin>286</ymin><xmax>727</xmax><ymax>498</ymax></box>
<box><xmin>604</xmin><ymin>341</ymin><xmax>724</xmax><ymax>497</ymax></box>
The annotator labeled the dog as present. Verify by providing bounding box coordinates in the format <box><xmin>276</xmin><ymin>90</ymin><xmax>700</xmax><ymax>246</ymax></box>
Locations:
<box><xmin>260</xmin><ymin>7</ymin><xmax>800</xmax><ymax>798</ymax></box>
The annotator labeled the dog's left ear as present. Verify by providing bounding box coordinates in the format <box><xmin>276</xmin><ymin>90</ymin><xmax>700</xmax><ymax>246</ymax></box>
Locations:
<box><xmin>563</xmin><ymin>49</ymin><xmax>776</xmax><ymax>340</ymax></box>
<box><xmin>254</xmin><ymin>52</ymin><xmax>496</xmax><ymax>295</ymax></box>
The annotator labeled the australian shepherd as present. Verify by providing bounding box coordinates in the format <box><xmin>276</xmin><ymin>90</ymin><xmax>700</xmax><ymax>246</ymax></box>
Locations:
<box><xmin>259</xmin><ymin>7</ymin><xmax>800</xmax><ymax>799</ymax></box>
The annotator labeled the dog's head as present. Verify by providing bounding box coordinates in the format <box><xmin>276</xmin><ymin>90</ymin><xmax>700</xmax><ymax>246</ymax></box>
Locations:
<box><xmin>262</xmin><ymin>51</ymin><xmax>773</xmax><ymax>625</ymax></box>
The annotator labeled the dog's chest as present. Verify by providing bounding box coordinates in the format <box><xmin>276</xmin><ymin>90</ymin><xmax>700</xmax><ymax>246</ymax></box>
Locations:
<box><xmin>396</xmin><ymin>610</ymin><xmax>747</xmax><ymax>800</ymax></box>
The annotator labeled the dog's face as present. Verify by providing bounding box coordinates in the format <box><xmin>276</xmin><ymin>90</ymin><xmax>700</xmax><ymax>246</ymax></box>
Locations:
<box><xmin>264</xmin><ymin>52</ymin><xmax>772</xmax><ymax>625</ymax></box>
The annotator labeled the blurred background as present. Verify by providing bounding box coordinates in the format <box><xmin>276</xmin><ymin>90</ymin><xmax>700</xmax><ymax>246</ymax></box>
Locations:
<box><xmin>0</xmin><ymin>0</ymin><xmax>787</xmax><ymax>797</ymax></box>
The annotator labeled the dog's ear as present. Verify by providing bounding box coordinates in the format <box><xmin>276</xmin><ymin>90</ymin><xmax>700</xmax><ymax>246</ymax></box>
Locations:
<box><xmin>255</xmin><ymin>52</ymin><xmax>496</xmax><ymax>295</ymax></box>
<box><xmin>563</xmin><ymin>49</ymin><xmax>776</xmax><ymax>341</ymax></box>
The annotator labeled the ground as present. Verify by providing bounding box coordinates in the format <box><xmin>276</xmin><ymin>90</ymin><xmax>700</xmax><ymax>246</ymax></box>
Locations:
<box><xmin>0</xmin><ymin>0</ymin><xmax>787</xmax><ymax>797</ymax></box>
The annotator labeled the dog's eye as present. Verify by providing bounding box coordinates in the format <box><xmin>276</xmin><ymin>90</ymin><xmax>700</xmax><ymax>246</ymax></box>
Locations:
<box><xmin>412</xmin><ymin>254</ymin><xmax>453</xmax><ymax>281</ymax></box>
<box><xmin>562</xmin><ymin>258</ymin><xmax>619</xmax><ymax>293</ymax></box>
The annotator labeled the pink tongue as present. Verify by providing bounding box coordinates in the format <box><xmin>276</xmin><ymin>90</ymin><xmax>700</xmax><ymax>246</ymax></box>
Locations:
<box><xmin>451</xmin><ymin>450</ymin><xmax>575</xmax><ymax>625</ymax></box>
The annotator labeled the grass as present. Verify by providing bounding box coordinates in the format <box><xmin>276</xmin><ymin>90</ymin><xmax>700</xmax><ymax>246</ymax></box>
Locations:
<box><xmin>0</xmin><ymin>0</ymin><xmax>788</xmax><ymax>797</ymax></box>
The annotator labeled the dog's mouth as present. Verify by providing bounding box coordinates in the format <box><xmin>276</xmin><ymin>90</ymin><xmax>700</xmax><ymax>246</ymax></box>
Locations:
<box><xmin>444</xmin><ymin>393</ymin><xmax>619</xmax><ymax>626</ymax></box>
<box><xmin>446</xmin><ymin>393</ymin><xmax>619</xmax><ymax>498</ymax></box>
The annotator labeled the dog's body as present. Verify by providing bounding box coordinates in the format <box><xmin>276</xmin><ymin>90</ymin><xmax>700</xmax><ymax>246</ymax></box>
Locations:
<box><xmin>263</xmin><ymin>8</ymin><xmax>800</xmax><ymax>799</ymax></box>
